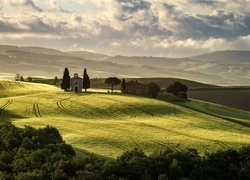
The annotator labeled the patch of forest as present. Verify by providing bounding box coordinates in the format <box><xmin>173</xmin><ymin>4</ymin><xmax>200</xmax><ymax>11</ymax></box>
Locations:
<box><xmin>0</xmin><ymin>124</ymin><xmax>249</xmax><ymax>180</ymax></box>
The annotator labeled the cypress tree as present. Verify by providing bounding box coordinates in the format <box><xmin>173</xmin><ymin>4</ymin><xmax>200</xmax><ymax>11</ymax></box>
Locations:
<box><xmin>83</xmin><ymin>68</ymin><xmax>90</xmax><ymax>92</ymax></box>
<box><xmin>121</xmin><ymin>78</ymin><xmax>126</xmax><ymax>93</ymax></box>
<box><xmin>15</xmin><ymin>74</ymin><xmax>21</xmax><ymax>81</ymax></box>
<box><xmin>53</xmin><ymin>76</ymin><xmax>59</xmax><ymax>85</ymax></box>
<box><xmin>61</xmin><ymin>68</ymin><xmax>70</xmax><ymax>91</ymax></box>
<box><xmin>20</xmin><ymin>76</ymin><xmax>24</xmax><ymax>81</ymax></box>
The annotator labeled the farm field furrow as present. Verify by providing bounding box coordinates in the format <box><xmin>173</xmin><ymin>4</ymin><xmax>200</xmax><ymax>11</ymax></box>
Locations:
<box><xmin>0</xmin><ymin>80</ymin><xmax>249</xmax><ymax>158</ymax></box>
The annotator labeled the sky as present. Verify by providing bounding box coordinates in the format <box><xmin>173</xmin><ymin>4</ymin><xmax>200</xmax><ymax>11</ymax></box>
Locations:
<box><xmin>0</xmin><ymin>0</ymin><xmax>250</xmax><ymax>57</ymax></box>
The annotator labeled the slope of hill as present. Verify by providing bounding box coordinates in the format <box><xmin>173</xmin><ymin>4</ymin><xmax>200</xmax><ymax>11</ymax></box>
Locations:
<box><xmin>0</xmin><ymin>45</ymin><xmax>249</xmax><ymax>86</ymax></box>
<box><xmin>90</xmin><ymin>78</ymin><xmax>217</xmax><ymax>89</ymax></box>
<box><xmin>31</xmin><ymin>77</ymin><xmax>250</xmax><ymax>111</ymax></box>
<box><xmin>189</xmin><ymin>87</ymin><xmax>250</xmax><ymax>111</ymax></box>
<box><xmin>0</xmin><ymin>80</ymin><xmax>59</xmax><ymax>98</ymax></box>
<box><xmin>192</xmin><ymin>50</ymin><xmax>250</xmax><ymax>63</ymax></box>
<box><xmin>0</xmin><ymin>80</ymin><xmax>249</xmax><ymax>158</ymax></box>
<box><xmin>0</xmin><ymin>49</ymin><xmax>134</xmax><ymax>79</ymax></box>
<box><xmin>0</xmin><ymin>45</ymin><xmax>70</xmax><ymax>56</ymax></box>
<box><xmin>68</xmin><ymin>51</ymin><xmax>110</xmax><ymax>61</ymax></box>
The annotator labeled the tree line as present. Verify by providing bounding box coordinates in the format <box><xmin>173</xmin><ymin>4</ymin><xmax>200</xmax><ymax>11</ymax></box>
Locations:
<box><xmin>60</xmin><ymin>68</ymin><xmax>188</xmax><ymax>99</ymax></box>
<box><xmin>0</xmin><ymin>124</ymin><xmax>249</xmax><ymax>180</ymax></box>
<box><xmin>15</xmin><ymin>74</ymin><xmax>33</xmax><ymax>82</ymax></box>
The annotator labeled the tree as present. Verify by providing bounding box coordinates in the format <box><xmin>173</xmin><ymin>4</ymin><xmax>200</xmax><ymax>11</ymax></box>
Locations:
<box><xmin>53</xmin><ymin>76</ymin><xmax>59</xmax><ymax>85</ymax></box>
<box><xmin>147</xmin><ymin>82</ymin><xmax>161</xmax><ymax>98</ymax></box>
<box><xmin>20</xmin><ymin>76</ymin><xmax>24</xmax><ymax>81</ymax></box>
<box><xmin>166</xmin><ymin>81</ymin><xmax>188</xmax><ymax>99</ymax></box>
<box><xmin>61</xmin><ymin>68</ymin><xmax>70</xmax><ymax>91</ymax></box>
<box><xmin>15</xmin><ymin>74</ymin><xmax>21</xmax><ymax>81</ymax></box>
<box><xmin>104</xmin><ymin>77</ymin><xmax>121</xmax><ymax>93</ymax></box>
<box><xmin>83</xmin><ymin>68</ymin><xmax>90</xmax><ymax>92</ymax></box>
<box><xmin>121</xmin><ymin>78</ymin><xmax>126</xmax><ymax>93</ymax></box>
<box><xmin>26</xmin><ymin>77</ymin><xmax>32</xmax><ymax>82</ymax></box>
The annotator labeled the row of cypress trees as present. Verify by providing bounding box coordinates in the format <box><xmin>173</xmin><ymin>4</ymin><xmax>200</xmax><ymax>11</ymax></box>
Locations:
<box><xmin>61</xmin><ymin>68</ymin><xmax>90</xmax><ymax>92</ymax></box>
<box><xmin>61</xmin><ymin>68</ymin><xmax>127</xmax><ymax>93</ymax></box>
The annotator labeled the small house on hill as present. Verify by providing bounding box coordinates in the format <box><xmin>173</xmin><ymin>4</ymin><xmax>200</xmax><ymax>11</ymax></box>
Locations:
<box><xmin>126</xmin><ymin>80</ymin><xmax>147</xmax><ymax>94</ymax></box>
<box><xmin>70</xmin><ymin>73</ymin><xmax>83</xmax><ymax>92</ymax></box>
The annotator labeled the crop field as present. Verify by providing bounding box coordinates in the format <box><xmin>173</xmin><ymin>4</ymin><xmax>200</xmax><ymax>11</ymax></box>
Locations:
<box><xmin>189</xmin><ymin>88</ymin><xmax>250</xmax><ymax>111</ymax></box>
<box><xmin>31</xmin><ymin>77</ymin><xmax>250</xmax><ymax>111</ymax></box>
<box><xmin>0</xmin><ymin>80</ymin><xmax>249</xmax><ymax>158</ymax></box>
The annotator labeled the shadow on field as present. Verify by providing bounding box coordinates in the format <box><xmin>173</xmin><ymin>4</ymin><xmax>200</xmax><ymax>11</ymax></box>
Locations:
<box><xmin>155</xmin><ymin>95</ymin><xmax>250</xmax><ymax>128</ymax></box>
<box><xmin>180</xmin><ymin>102</ymin><xmax>250</xmax><ymax>128</ymax></box>
<box><xmin>0</xmin><ymin>109</ymin><xmax>25</xmax><ymax>122</ymax></box>
<box><xmin>75</xmin><ymin>100</ymin><xmax>182</xmax><ymax>120</ymax></box>
<box><xmin>60</xmin><ymin>92</ymin><xmax>183</xmax><ymax>119</ymax></box>
<box><xmin>74</xmin><ymin>147</ymin><xmax>112</xmax><ymax>160</ymax></box>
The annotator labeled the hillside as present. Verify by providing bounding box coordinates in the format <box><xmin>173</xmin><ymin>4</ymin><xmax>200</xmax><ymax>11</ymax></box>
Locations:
<box><xmin>189</xmin><ymin>87</ymin><xmax>250</xmax><ymax>111</ymax></box>
<box><xmin>32</xmin><ymin>77</ymin><xmax>250</xmax><ymax>111</ymax></box>
<box><xmin>0</xmin><ymin>80</ymin><xmax>59</xmax><ymax>98</ymax></box>
<box><xmin>31</xmin><ymin>77</ymin><xmax>217</xmax><ymax>89</ymax></box>
<box><xmin>90</xmin><ymin>78</ymin><xmax>217</xmax><ymax>89</ymax></box>
<box><xmin>68</xmin><ymin>51</ymin><xmax>110</xmax><ymax>61</ymax></box>
<box><xmin>0</xmin><ymin>45</ymin><xmax>249</xmax><ymax>86</ymax></box>
<box><xmin>192</xmin><ymin>50</ymin><xmax>250</xmax><ymax>63</ymax></box>
<box><xmin>0</xmin><ymin>80</ymin><xmax>249</xmax><ymax>158</ymax></box>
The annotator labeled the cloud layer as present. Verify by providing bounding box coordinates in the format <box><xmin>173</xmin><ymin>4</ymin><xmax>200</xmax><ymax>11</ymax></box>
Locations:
<box><xmin>0</xmin><ymin>0</ymin><xmax>250</xmax><ymax>57</ymax></box>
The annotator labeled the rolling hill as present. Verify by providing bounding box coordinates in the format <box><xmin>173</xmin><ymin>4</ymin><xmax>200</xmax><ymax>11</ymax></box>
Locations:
<box><xmin>31</xmin><ymin>77</ymin><xmax>250</xmax><ymax>111</ymax></box>
<box><xmin>89</xmin><ymin>77</ymin><xmax>217</xmax><ymax>89</ymax></box>
<box><xmin>0</xmin><ymin>80</ymin><xmax>249</xmax><ymax>158</ymax></box>
<box><xmin>192</xmin><ymin>50</ymin><xmax>250</xmax><ymax>63</ymax></box>
<box><xmin>0</xmin><ymin>45</ymin><xmax>249</xmax><ymax>86</ymax></box>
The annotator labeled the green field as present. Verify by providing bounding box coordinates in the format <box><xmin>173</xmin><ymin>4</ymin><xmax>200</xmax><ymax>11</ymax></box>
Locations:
<box><xmin>189</xmin><ymin>88</ymin><xmax>250</xmax><ymax>111</ymax></box>
<box><xmin>31</xmin><ymin>77</ymin><xmax>250</xmax><ymax>111</ymax></box>
<box><xmin>0</xmin><ymin>80</ymin><xmax>249</xmax><ymax>158</ymax></box>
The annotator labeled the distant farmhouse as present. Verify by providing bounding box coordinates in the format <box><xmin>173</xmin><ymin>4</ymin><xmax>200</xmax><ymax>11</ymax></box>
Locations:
<box><xmin>126</xmin><ymin>80</ymin><xmax>147</xmax><ymax>94</ymax></box>
<box><xmin>70</xmin><ymin>73</ymin><xmax>83</xmax><ymax>92</ymax></box>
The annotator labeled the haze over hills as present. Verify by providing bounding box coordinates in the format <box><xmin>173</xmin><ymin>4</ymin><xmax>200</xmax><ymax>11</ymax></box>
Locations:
<box><xmin>192</xmin><ymin>50</ymin><xmax>250</xmax><ymax>63</ymax></box>
<box><xmin>0</xmin><ymin>45</ymin><xmax>249</xmax><ymax>86</ymax></box>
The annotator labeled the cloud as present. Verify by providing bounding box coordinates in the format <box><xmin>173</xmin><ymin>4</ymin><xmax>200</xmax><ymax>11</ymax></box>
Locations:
<box><xmin>5</xmin><ymin>0</ymin><xmax>42</xmax><ymax>11</ymax></box>
<box><xmin>48</xmin><ymin>0</ymin><xmax>64</xmax><ymax>12</ymax></box>
<box><xmin>0</xmin><ymin>0</ymin><xmax>250</xmax><ymax>57</ymax></box>
<box><xmin>0</xmin><ymin>20</ymin><xmax>22</xmax><ymax>32</ymax></box>
<box><xmin>0</xmin><ymin>33</ymin><xmax>61</xmax><ymax>40</ymax></box>
<box><xmin>111</xmin><ymin>41</ymin><xmax>121</xmax><ymax>47</ymax></box>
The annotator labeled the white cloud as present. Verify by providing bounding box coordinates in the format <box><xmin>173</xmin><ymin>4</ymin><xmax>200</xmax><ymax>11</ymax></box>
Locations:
<box><xmin>111</xmin><ymin>42</ymin><xmax>121</xmax><ymax>47</ymax></box>
<box><xmin>0</xmin><ymin>0</ymin><xmax>250</xmax><ymax>57</ymax></box>
<box><xmin>4</xmin><ymin>0</ymin><xmax>42</xmax><ymax>11</ymax></box>
<box><xmin>0</xmin><ymin>32</ymin><xmax>62</xmax><ymax>39</ymax></box>
<box><xmin>48</xmin><ymin>0</ymin><xmax>64</xmax><ymax>12</ymax></box>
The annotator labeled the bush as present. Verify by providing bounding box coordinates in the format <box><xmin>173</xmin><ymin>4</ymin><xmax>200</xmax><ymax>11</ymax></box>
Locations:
<box><xmin>0</xmin><ymin>124</ymin><xmax>249</xmax><ymax>180</ymax></box>
<box><xmin>147</xmin><ymin>82</ymin><xmax>161</xmax><ymax>98</ymax></box>
<box><xmin>166</xmin><ymin>81</ymin><xmax>188</xmax><ymax>99</ymax></box>
<box><xmin>0</xmin><ymin>124</ymin><xmax>75</xmax><ymax>179</ymax></box>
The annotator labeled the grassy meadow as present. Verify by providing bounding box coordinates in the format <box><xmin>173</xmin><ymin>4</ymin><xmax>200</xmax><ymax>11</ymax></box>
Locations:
<box><xmin>188</xmin><ymin>88</ymin><xmax>250</xmax><ymax>111</ymax></box>
<box><xmin>0</xmin><ymin>80</ymin><xmax>249</xmax><ymax>158</ymax></box>
<box><xmin>32</xmin><ymin>77</ymin><xmax>250</xmax><ymax>111</ymax></box>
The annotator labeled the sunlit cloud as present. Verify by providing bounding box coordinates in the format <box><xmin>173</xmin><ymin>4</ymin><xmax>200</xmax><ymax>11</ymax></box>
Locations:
<box><xmin>0</xmin><ymin>0</ymin><xmax>249</xmax><ymax>57</ymax></box>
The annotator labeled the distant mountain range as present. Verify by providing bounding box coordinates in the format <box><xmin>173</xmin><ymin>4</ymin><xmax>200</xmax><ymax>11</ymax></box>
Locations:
<box><xmin>0</xmin><ymin>45</ymin><xmax>249</xmax><ymax>86</ymax></box>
